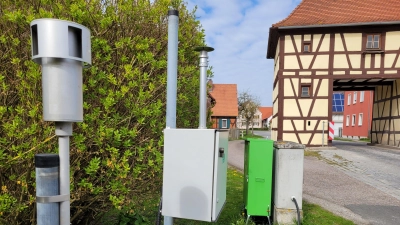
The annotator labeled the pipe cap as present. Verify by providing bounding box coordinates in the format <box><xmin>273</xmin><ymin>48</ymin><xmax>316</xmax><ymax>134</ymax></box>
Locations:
<box><xmin>194</xmin><ymin>46</ymin><xmax>214</xmax><ymax>52</ymax></box>
<box><xmin>35</xmin><ymin>153</ymin><xmax>60</xmax><ymax>168</ymax></box>
<box><xmin>168</xmin><ymin>9</ymin><xmax>179</xmax><ymax>16</ymax></box>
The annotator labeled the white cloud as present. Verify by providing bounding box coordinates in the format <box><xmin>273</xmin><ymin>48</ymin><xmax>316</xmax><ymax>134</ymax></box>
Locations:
<box><xmin>186</xmin><ymin>0</ymin><xmax>301</xmax><ymax>106</ymax></box>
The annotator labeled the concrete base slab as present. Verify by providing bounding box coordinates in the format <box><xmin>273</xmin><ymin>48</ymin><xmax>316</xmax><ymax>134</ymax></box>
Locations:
<box><xmin>273</xmin><ymin>206</ymin><xmax>302</xmax><ymax>225</ymax></box>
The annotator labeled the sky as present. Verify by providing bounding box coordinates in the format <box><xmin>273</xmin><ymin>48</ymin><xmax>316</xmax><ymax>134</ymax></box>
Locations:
<box><xmin>185</xmin><ymin>0</ymin><xmax>302</xmax><ymax>106</ymax></box>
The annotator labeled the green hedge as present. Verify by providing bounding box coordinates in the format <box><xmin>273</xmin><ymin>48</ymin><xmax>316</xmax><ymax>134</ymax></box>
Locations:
<box><xmin>0</xmin><ymin>0</ymin><xmax>206</xmax><ymax>223</ymax></box>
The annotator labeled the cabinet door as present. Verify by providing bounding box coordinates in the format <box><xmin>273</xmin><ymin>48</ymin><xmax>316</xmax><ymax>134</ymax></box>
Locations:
<box><xmin>243</xmin><ymin>140</ymin><xmax>250</xmax><ymax>209</ymax></box>
<box><xmin>162</xmin><ymin>129</ymin><xmax>215</xmax><ymax>221</ymax></box>
<box><xmin>247</xmin><ymin>139</ymin><xmax>273</xmax><ymax>216</ymax></box>
<box><xmin>211</xmin><ymin>130</ymin><xmax>229</xmax><ymax>221</ymax></box>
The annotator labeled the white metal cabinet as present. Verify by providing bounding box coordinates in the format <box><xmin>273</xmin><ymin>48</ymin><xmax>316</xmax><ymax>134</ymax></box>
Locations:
<box><xmin>162</xmin><ymin>129</ymin><xmax>228</xmax><ymax>222</ymax></box>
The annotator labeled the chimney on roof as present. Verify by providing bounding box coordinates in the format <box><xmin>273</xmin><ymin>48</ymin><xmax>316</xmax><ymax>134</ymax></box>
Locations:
<box><xmin>207</xmin><ymin>79</ymin><xmax>214</xmax><ymax>92</ymax></box>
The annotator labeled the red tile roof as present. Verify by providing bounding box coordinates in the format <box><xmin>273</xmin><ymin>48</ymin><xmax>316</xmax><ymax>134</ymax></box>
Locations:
<box><xmin>259</xmin><ymin>107</ymin><xmax>273</xmax><ymax>120</ymax></box>
<box><xmin>210</xmin><ymin>84</ymin><xmax>238</xmax><ymax>117</ymax></box>
<box><xmin>273</xmin><ymin>0</ymin><xmax>400</xmax><ymax>27</ymax></box>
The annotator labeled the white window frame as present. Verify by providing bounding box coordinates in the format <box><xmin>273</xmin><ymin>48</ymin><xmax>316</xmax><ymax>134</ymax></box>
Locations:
<box><xmin>353</xmin><ymin>92</ymin><xmax>357</xmax><ymax>104</ymax></box>
<box><xmin>221</xmin><ymin>119</ymin><xmax>228</xmax><ymax>128</ymax></box>
<box><xmin>346</xmin><ymin>115</ymin><xmax>350</xmax><ymax>126</ymax></box>
<box><xmin>366</xmin><ymin>34</ymin><xmax>380</xmax><ymax>49</ymax></box>
<box><xmin>360</xmin><ymin>91</ymin><xmax>364</xmax><ymax>102</ymax></box>
<box><xmin>359</xmin><ymin>113</ymin><xmax>363</xmax><ymax>126</ymax></box>
<box><xmin>347</xmin><ymin>94</ymin><xmax>351</xmax><ymax>105</ymax></box>
<box><xmin>352</xmin><ymin>114</ymin><xmax>356</xmax><ymax>126</ymax></box>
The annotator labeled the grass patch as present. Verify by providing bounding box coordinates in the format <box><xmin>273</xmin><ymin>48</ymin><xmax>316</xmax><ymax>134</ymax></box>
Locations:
<box><xmin>334</xmin><ymin>137</ymin><xmax>371</xmax><ymax>143</ymax></box>
<box><xmin>333</xmin><ymin>153</ymin><xmax>346</xmax><ymax>161</ymax></box>
<box><xmin>334</xmin><ymin>137</ymin><xmax>354</xmax><ymax>142</ymax></box>
<box><xmin>302</xmin><ymin>201</ymin><xmax>355</xmax><ymax>225</ymax></box>
<box><xmin>304</xmin><ymin>150</ymin><xmax>322</xmax><ymax>159</ymax></box>
<box><xmin>239</xmin><ymin>133</ymin><xmax>265</xmax><ymax>140</ymax></box>
<box><xmin>324</xmin><ymin>155</ymin><xmax>350</xmax><ymax>167</ymax></box>
<box><xmin>165</xmin><ymin>168</ymin><xmax>355</xmax><ymax>225</ymax></box>
<box><xmin>107</xmin><ymin>168</ymin><xmax>356</xmax><ymax>225</ymax></box>
<box><xmin>359</xmin><ymin>138</ymin><xmax>370</xmax><ymax>142</ymax></box>
<box><xmin>305</xmin><ymin>151</ymin><xmax>350</xmax><ymax>167</ymax></box>
<box><xmin>174</xmin><ymin>168</ymin><xmax>245</xmax><ymax>225</ymax></box>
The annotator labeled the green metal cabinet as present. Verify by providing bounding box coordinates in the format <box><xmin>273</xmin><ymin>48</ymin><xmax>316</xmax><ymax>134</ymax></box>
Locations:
<box><xmin>243</xmin><ymin>138</ymin><xmax>274</xmax><ymax>217</ymax></box>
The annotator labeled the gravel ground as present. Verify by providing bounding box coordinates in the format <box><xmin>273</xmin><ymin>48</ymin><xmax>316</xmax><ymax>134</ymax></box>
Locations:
<box><xmin>228</xmin><ymin>140</ymin><xmax>400</xmax><ymax>225</ymax></box>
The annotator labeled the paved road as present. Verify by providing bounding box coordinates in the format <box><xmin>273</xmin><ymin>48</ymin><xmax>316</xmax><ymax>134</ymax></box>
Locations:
<box><xmin>315</xmin><ymin>141</ymin><xmax>400</xmax><ymax>225</ymax></box>
<box><xmin>227</xmin><ymin>140</ymin><xmax>400</xmax><ymax>225</ymax></box>
<box><xmin>252</xmin><ymin>130</ymin><xmax>271</xmax><ymax>139</ymax></box>
<box><xmin>228</xmin><ymin>140</ymin><xmax>245</xmax><ymax>171</ymax></box>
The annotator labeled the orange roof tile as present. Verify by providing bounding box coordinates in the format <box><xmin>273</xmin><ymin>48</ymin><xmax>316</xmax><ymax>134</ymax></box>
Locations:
<box><xmin>259</xmin><ymin>107</ymin><xmax>273</xmax><ymax>120</ymax></box>
<box><xmin>273</xmin><ymin>0</ymin><xmax>400</xmax><ymax>27</ymax></box>
<box><xmin>210</xmin><ymin>84</ymin><xmax>238</xmax><ymax>117</ymax></box>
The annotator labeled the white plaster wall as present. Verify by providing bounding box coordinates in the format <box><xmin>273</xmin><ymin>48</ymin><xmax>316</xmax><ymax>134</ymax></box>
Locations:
<box><xmin>332</xmin><ymin>114</ymin><xmax>344</xmax><ymax>137</ymax></box>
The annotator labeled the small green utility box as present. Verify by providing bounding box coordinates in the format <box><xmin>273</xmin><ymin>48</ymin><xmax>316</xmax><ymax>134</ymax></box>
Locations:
<box><xmin>243</xmin><ymin>138</ymin><xmax>274</xmax><ymax>217</ymax></box>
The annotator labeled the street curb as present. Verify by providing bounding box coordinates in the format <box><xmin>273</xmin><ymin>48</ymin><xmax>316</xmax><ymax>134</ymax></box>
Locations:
<box><xmin>367</xmin><ymin>143</ymin><xmax>400</xmax><ymax>151</ymax></box>
<box><xmin>306</xmin><ymin>147</ymin><xmax>337</xmax><ymax>150</ymax></box>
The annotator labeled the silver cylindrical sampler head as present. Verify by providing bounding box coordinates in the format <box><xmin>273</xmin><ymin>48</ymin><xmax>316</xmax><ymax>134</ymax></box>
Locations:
<box><xmin>30</xmin><ymin>19</ymin><xmax>91</xmax><ymax>122</ymax></box>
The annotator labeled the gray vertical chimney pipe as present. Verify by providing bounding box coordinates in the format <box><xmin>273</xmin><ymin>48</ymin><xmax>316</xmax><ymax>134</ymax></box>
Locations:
<box><xmin>194</xmin><ymin>46</ymin><xmax>214</xmax><ymax>129</ymax></box>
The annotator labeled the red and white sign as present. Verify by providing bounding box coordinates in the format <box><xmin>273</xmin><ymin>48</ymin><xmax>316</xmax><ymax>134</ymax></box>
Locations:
<box><xmin>329</xmin><ymin>121</ymin><xmax>334</xmax><ymax>140</ymax></box>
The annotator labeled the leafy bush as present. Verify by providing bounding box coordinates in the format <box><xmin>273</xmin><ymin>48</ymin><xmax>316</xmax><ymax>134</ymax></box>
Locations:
<box><xmin>0</xmin><ymin>0</ymin><xmax>206</xmax><ymax>223</ymax></box>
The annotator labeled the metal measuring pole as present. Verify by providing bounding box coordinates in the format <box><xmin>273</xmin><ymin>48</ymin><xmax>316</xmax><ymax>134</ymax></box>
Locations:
<box><xmin>164</xmin><ymin>9</ymin><xmax>179</xmax><ymax>225</ymax></box>
<box><xmin>166</xmin><ymin>9</ymin><xmax>179</xmax><ymax>130</ymax></box>
<box><xmin>31</xmin><ymin>18</ymin><xmax>91</xmax><ymax>225</ymax></box>
<box><xmin>194</xmin><ymin>46</ymin><xmax>214</xmax><ymax>129</ymax></box>
<box><xmin>35</xmin><ymin>154</ymin><xmax>60</xmax><ymax>225</ymax></box>
<box><xmin>56</xmin><ymin>122</ymin><xmax>73</xmax><ymax>224</ymax></box>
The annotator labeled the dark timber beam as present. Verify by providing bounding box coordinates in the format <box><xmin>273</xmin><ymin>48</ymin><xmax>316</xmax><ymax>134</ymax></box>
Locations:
<box><xmin>333</xmin><ymin>87</ymin><xmax>376</xmax><ymax>91</ymax></box>
<box><xmin>333</xmin><ymin>81</ymin><xmax>393</xmax><ymax>86</ymax></box>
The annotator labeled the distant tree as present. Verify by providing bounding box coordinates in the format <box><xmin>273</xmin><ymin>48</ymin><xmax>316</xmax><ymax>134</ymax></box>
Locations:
<box><xmin>238</xmin><ymin>91</ymin><xmax>260</xmax><ymax>135</ymax></box>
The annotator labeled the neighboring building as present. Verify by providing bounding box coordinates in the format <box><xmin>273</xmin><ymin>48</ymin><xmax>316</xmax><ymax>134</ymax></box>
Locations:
<box><xmin>267</xmin><ymin>0</ymin><xmax>400</xmax><ymax>147</ymax></box>
<box><xmin>209</xmin><ymin>82</ymin><xmax>238</xmax><ymax>129</ymax></box>
<box><xmin>237</xmin><ymin>108</ymin><xmax>262</xmax><ymax>129</ymax></box>
<box><xmin>343</xmin><ymin>91</ymin><xmax>374</xmax><ymax>138</ymax></box>
<box><xmin>237</xmin><ymin>106</ymin><xmax>273</xmax><ymax>129</ymax></box>
<box><xmin>259</xmin><ymin>107</ymin><xmax>273</xmax><ymax>128</ymax></box>
<box><xmin>332</xmin><ymin>92</ymin><xmax>344</xmax><ymax>137</ymax></box>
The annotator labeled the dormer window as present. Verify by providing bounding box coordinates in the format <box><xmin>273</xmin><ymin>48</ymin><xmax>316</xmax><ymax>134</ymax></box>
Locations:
<box><xmin>366</xmin><ymin>34</ymin><xmax>380</xmax><ymax>49</ymax></box>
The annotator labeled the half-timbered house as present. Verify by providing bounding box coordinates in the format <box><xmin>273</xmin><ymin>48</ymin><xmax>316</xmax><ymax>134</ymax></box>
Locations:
<box><xmin>267</xmin><ymin>0</ymin><xmax>400</xmax><ymax>147</ymax></box>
